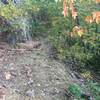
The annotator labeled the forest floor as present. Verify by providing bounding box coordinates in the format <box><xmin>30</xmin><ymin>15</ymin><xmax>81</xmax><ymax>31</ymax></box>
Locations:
<box><xmin>0</xmin><ymin>38</ymin><xmax>80</xmax><ymax>100</ymax></box>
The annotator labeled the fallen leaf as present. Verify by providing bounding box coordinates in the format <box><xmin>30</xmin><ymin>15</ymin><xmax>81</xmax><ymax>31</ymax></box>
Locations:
<box><xmin>85</xmin><ymin>16</ymin><xmax>94</xmax><ymax>24</ymax></box>
<box><xmin>5</xmin><ymin>72</ymin><xmax>11</xmax><ymax>80</ymax></box>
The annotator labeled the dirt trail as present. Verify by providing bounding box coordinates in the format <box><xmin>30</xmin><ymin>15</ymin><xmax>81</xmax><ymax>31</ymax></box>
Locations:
<box><xmin>0</xmin><ymin>38</ymin><xmax>75</xmax><ymax>100</ymax></box>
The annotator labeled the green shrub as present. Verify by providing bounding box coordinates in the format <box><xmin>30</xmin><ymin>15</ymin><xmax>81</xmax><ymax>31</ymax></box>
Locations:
<box><xmin>68</xmin><ymin>81</ymin><xmax>100</xmax><ymax>100</ymax></box>
<box><xmin>68</xmin><ymin>84</ymin><xmax>82</xmax><ymax>99</ymax></box>
<box><xmin>50</xmin><ymin>20</ymin><xmax>100</xmax><ymax>72</ymax></box>
<box><xmin>49</xmin><ymin>0</ymin><xmax>100</xmax><ymax>74</ymax></box>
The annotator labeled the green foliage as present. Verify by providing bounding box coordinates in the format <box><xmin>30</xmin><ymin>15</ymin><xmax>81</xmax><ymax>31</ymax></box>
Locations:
<box><xmin>0</xmin><ymin>0</ymin><xmax>41</xmax><ymax>19</ymax></box>
<box><xmin>0</xmin><ymin>2</ymin><xmax>22</xmax><ymax>19</ymax></box>
<box><xmin>0</xmin><ymin>0</ymin><xmax>99</xmax><ymax>74</ymax></box>
<box><xmin>49</xmin><ymin>0</ymin><xmax>100</xmax><ymax>74</ymax></box>
<box><xmin>28</xmin><ymin>0</ymin><xmax>60</xmax><ymax>37</ymax></box>
<box><xmin>86</xmin><ymin>81</ymin><xmax>100</xmax><ymax>100</ymax></box>
<box><xmin>68</xmin><ymin>84</ymin><xmax>82</xmax><ymax>99</ymax></box>
<box><xmin>0</xmin><ymin>0</ymin><xmax>52</xmax><ymax>37</ymax></box>
<box><xmin>51</xmin><ymin>25</ymin><xmax>100</xmax><ymax>73</ymax></box>
<box><xmin>68</xmin><ymin>81</ymin><xmax>100</xmax><ymax>100</ymax></box>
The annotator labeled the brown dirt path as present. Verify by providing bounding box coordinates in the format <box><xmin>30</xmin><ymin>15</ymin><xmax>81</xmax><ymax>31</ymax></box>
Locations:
<box><xmin>0</xmin><ymin>38</ymin><xmax>75</xmax><ymax>100</ymax></box>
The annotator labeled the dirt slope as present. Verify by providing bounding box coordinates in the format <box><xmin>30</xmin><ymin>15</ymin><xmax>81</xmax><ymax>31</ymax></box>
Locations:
<box><xmin>0</xmin><ymin>39</ymin><xmax>76</xmax><ymax>100</ymax></box>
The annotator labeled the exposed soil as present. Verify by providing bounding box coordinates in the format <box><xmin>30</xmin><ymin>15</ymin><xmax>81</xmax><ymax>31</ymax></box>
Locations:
<box><xmin>0</xmin><ymin>38</ymin><xmax>78</xmax><ymax>100</ymax></box>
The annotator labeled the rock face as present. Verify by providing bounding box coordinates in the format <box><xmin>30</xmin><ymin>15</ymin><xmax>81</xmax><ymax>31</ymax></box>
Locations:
<box><xmin>10</xmin><ymin>17</ymin><xmax>32</xmax><ymax>43</ymax></box>
<box><xmin>0</xmin><ymin>1</ymin><xmax>32</xmax><ymax>45</ymax></box>
<box><xmin>0</xmin><ymin>38</ymin><xmax>75</xmax><ymax>100</ymax></box>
